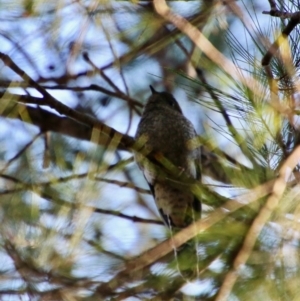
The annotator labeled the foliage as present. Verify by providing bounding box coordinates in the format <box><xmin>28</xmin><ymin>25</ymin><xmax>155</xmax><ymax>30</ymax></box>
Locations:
<box><xmin>0</xmin><ymin>0</ymin><xmax>300</xmax><ymax>300</ymax></box>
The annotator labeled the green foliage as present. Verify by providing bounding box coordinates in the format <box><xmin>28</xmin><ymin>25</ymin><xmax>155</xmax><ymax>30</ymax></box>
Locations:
<box><xmin>0</xmin><ymin>0</ymin><xmax>300</xmax><ymax>300</ymax></box>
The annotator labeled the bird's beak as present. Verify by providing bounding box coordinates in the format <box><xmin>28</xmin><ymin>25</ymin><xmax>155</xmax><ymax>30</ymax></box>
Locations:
<box><xmin>149</xmin><ymin>85</ymin><xmax>157</xmax><ymax>94</ymax></box>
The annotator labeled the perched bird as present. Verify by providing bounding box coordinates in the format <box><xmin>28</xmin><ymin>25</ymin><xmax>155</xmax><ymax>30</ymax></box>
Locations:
<box><xmin>135</xmin><ymin>86</ymin><xmax>201</xmax><ymax>228</ymax></box>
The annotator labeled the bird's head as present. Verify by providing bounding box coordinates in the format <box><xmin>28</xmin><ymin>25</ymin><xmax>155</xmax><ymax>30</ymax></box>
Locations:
<box><xmin>144</xmin><ymin>85</ymin><xmax>183</xmax><ymax>114</ymax></box>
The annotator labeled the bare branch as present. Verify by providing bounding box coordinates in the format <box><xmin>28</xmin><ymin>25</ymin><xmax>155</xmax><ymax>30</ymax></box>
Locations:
<box><xmin>0</xmin><ymin>80</ymin><xmax>143</xmax><ymax>108</ymax></box>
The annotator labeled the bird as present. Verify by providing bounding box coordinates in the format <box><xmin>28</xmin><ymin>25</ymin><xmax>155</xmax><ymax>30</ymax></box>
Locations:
<box><xmin>135</xmin><ymin>86</ymin><xmax>201</xmax><ymax>228</ymax></box>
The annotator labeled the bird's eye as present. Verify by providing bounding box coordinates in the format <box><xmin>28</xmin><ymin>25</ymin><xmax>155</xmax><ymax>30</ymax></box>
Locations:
<box><xmin>165</xmin><ymin>96</ymin><xmax>176</xmax><ymax>107</ymax></box>
<box><xmin>167</xmin><ymin>98</ymin><xmax>182</xmax><ymax>113</ymax></box>
<box><xmin>167</xmin><ymin>99</ymin><xmax>175</xmax><ymax>107</ymax></box>
<box><xmin>158</xmin><ymin>92</ymin><xmax>182</xmax><ymax>113</ymax></box>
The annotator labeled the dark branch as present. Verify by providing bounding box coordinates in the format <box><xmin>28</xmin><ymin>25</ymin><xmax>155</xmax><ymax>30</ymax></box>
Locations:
<box><xmin>0</xmin><ymin>52</ymin><xmax>135</xmax><ymax>150</ymax></box>
<box><xmin>262</xmin><ymin>3</ymin><xmax>300</xmax><ymax>67</ymax></box>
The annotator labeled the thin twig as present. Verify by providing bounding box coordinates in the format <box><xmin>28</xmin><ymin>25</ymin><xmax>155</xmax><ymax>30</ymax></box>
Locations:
<box><xmin>263</xmin><ymin>8</ymin><xmax>300</xmax><ymax>19</ymax></box>
<box><xmin>268</xmin><ymin>0</ymin><xmax>277</xmax><ymax>11</ymax></box>
<box><xmin>0</xmin><ymin>80</ymin><xmax>142</xmax><ymax>107</ymax></box>
<box><xmin>0</xmin><ymin>173</ymin><xmax>150</xmax><ymax>194</ymax></box>
<box><xmin>0</xmin><ymin>174</ymin><xmax>161</xmax><ymax>225</ymax></box>
<box><xmin>0</xmin><ymin>132</ymin><xmax>42</xmax><ymax>174</ymax></box>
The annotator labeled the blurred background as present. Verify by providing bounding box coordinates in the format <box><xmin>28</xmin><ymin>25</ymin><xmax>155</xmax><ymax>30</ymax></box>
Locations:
<box><xmin>1</xmin><ymin>0</ymin><xmax>300</xmax><ymax>300</ymax></box>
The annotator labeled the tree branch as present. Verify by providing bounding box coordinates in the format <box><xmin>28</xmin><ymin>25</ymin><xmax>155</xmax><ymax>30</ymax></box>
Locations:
<box><xmin>95</xmin><ymin>179</ymin><xmax>275</xmax><ymax>297</ymax></box>
<box><xmin>0</xmin><ymin>52</ymin><xmax>135</xmax><ymax>150</ymax></box>
<box><xmin>215</xmin><ymin>146</ymin><xmax>300</xmax><ymax>301</ymax></box>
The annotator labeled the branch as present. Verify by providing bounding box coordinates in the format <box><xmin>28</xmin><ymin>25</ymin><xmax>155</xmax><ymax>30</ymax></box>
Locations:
<box><xmin>1</xmin><ymin>172</ymin><xmax>150</xmax><ymax>195</ymax></box>
<box><xmin>95</xmin><ymin>179</ymin><xmax>275</xmax><ymax>296</ymax></box>
<box><xmin>261</xmin><ymin>0</ymin><xmax>300</xmax><ymax>69</ymax></box>
<box><xmin>152</xmin><ymin>0</ymin><xmax>262</xmax><ymax>168</ymax></box>
<box><xmin>215</xmin><ymin>146</ymin><xmax>300</xmax><ymax>301</ymax></box>
<box><xmin>0</xmin><ymin>80</ymin><xmax>142</xmax><ymax>108</ymax></box>
<box><xmin>152</xmin><ymin>0</ymin><xmax>264</xmax><ymax>94</ymax></box>
<box><xmin>1</xmin><ymin>94</ymin><xmax>105</xmax><ymax>144</ymax></box>
<box><xmin>0</xmin><ymin>174</ymin><xmax>161</xmax><ymax>225</ymax></box>
<box><xmin>0</xmin><ymin>52</ymin><xmax>135</xmax><ymax>150</ymax></box>
<box><xmin>260</xmin><ymin>1</ymin><xmax>300</xmax><ymax>128</ymax></box>
<box><xmin>1</xmin><ymin>91</ymin><xmax>263</xmax><ymax>187</ymax></box>
<box><xmin>261</xmin><ymin>16</ymin><xmax>300</xmax><ymax>67</ymax></box>
<box><xmin>263</xmin><ymin>1</ymin><xmax>300</xmax><ymax>20</ymax></box>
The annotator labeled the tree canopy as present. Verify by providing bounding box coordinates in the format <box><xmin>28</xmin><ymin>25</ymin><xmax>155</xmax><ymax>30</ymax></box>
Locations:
<box><xmin>1</xmin><ymin>0</ymin><xmax>300</xmax><ymax>300</ymax></box>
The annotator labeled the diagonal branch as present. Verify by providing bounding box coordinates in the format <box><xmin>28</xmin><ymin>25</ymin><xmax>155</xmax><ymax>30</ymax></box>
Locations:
<box><xmin>1</xmin><ymin>95</ymin><xmax>103</xmax><ymax>145</ymax></box>
<box><xmin>215</xmin><ymin>146</ymin><xmax>300</xmax><ymax>301</ymax></box>
<box><xmin>95</xmin><ymin>179</ymin><xmax>275</xmax><ymax>297</ymax></box>
<box><xmin>0</xmin><ymin>52</ymin><xmax>135</xmax><ymax>149</ymax></box>
<box><xmin>152</xmin><ymin>0</ymin><xmax>263</xmax><ymax>168</ymax></box>
<box><xmin>152</xmin><ymin>0</ymin><xmax>262</xmax><ymax>94</ymax></box>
